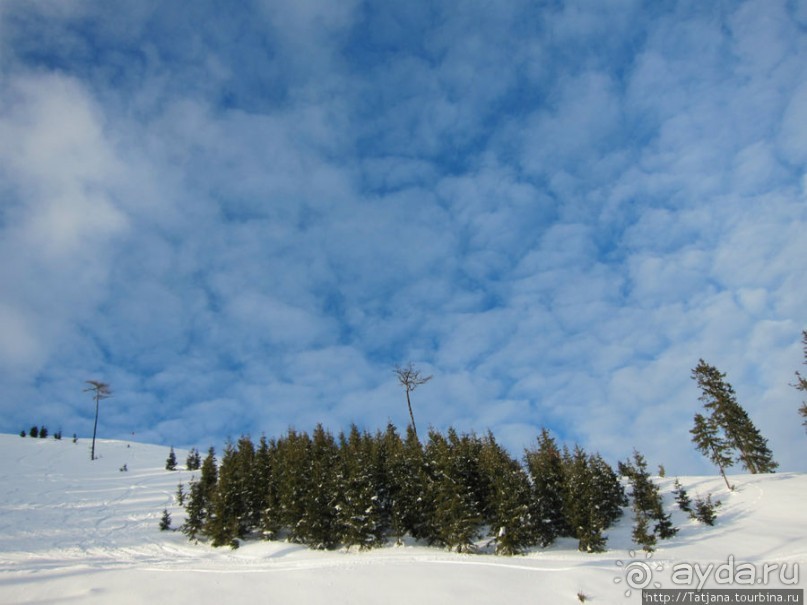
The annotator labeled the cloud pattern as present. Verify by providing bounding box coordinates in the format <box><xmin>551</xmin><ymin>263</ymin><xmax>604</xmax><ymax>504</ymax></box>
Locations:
<box><xmin>1</xmin><ymin>0</ymin><xmax>805</xmax><ymax>472</ymax></box>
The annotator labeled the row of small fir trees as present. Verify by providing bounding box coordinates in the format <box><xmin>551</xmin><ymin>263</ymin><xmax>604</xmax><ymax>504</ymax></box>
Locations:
<box><xmin>178</xmin><ymin>424</ymin><xmax>679</xmax><ymax>555</ymax></box>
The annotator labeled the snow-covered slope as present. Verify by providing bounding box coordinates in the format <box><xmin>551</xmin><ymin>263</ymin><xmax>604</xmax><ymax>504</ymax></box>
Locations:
<box><xmin>0</xmin><ymin>434</ymin><xmax>804</xmax><ymax>604</ymax></box>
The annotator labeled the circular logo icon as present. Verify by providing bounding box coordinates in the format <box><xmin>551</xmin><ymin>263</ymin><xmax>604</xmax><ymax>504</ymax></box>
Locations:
<box><xmin>614</xmin><ymin>551</ymin><xmax>663</xmax><ymax>598</ymax></box>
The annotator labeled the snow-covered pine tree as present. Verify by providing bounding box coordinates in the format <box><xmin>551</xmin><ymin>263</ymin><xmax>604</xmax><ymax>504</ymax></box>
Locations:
<box><xmin>207</xmin><ymin>441</ymin><xmax>245</xmax><ymax>547</ymax></box>
<box><xmin>336</xmin><ymin>425</ymin><xmax>385</xmax><ymax>550</ymax></box>
<box><xmin>588</xmin><ymin>452</ymin><xmax>628</xmax><ymax>529</ymax></box>
<box><xmin>478</xmin><ymin>432</ymin><xmax>533</xmax><ymax>555</ymax></box>
<box><xmin>273</xmin><ymin>429</ymin><xmax>311</xmax><ymax>541</ymax></box>
<box><xmin>255</xmin><ymin>435</ymin><xmax>281</xmax><ymax>540</ymax></box>
<box><xmin>395</xmin><ymin>424</ymin><xmax>431</xmax><ymax>542</ymax></box>
<box><xmin>561</xmin><ymin>445</ymin><xmax>607</xmax><ymax>553</ymax></box>
<box><xmin>524</xmin><ymin>428</ymin><xmax>568</xmax><ymax>547</ymax></box>
<box><xmin>165</xmin><ymin>446</ymin><xmax>178</xmax><ymax>471</ymax></box>
<box><xmin>425</xmin><ymin>429</ymin><xmax>482</xmax><ymax>552</ymax></box>
<box><xmin>296</xmin><ymin>425</ymin><xmax>340</xmax><ymax>549</ymax></box>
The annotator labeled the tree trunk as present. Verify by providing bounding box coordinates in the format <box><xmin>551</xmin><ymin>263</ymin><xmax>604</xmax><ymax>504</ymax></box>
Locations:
<box><xmin>91</xmin><ymin>394</ymin><xmax>100</xmax><ymax>461</ymax></box>
<box><xmin>406</xmin><ymin>390</ymin><xmax>418</xmax><ymax>439</ymax></box>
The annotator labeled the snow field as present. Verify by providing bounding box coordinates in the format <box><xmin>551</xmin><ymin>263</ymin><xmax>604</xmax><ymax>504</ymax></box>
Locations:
<box><xmin>0</xmin><ymin>434</ymin><xmax>804</xmax><ymax>604</ymax></box>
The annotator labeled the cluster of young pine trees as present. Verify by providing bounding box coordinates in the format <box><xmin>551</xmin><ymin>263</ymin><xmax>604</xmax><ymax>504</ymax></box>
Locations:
<box><xmin>180</xmin><ymin>425</ymin><xmax>630</xmax><ymax>555</ymax></box>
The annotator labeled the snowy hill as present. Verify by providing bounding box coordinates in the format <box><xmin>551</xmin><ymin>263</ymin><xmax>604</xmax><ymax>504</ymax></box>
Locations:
<box><xmin>0</xmin><ymin>434</ymin><xmax>804</xmax><ymax>604</ymax></box>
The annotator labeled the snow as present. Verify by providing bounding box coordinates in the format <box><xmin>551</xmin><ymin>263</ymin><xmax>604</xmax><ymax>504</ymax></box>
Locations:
<box><xmin>0</xmin><ymin>434</ymin><xmax>804</xmax><ymax>604</ymax></box>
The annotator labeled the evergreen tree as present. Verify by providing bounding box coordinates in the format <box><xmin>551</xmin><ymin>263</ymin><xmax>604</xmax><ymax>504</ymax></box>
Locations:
<box><xmin>691</xmin><ymin>494</ymin><xmax>720</xmax><ymax>526</ymax></box>
<box><xmin>207</xmin><ymin>440</ymin><xmax>248</xmax><ymax>548</ymax></box>
<box><xmin>625</xmin><ymin>450</ymin><xmax>676</xmax><ymax>551</ymax></box>
<box><xmin>20</xmin><ymin>430</ymin><xmax>26</xmax><ymax>438</ymax></box>
<box><xmin>672</xmin><ymin>478</ymin><xmax>692</xmax><ymax>513</ymax></box>
<box><xmin>691</xmin><ymin>360</ymin><xmax>777</xmax><ymax>474</ymax></box>
<box><xmin>255</xmin><ymin>435</ymin><xmax>281</xmax><ymax>539</ymax></box>
<box><xmin>588</xmin><ymin>452</ymin><xmax>628</xmax><ymax>529</ymax></box>
<box><xmin>479</xmin><ymin>432</ymin><xmax>533</xmax><ymax>555</ymax></box>
<box><xmin>186</xmin><ymin>448</ymin><xmax>202</xmax><ymax>471</ymax></box>
<box><xmin>794</xmin><ymin>331</ymin><xmax>807</xmax><ymax>433</ymax></box>
<box><xmin>524</xmin><ymin>428</ymin><xmax>568</xmax><ymax>547</ymax></box>
<box><xmin>165</xmin><ymin>447</ymin><xmax>178</xmax><ymax>471</ymax></box>
<box><xmin>39</xmin><ymin>426</ymin><xmax>48</xmax><ymax>439</ymax></box>
<box><xmin>159</xmin><ymin>508</ymin><xmax>172</xmax><ymax>531</ymax></box>
<box><xmin>691</xmin><ymin>413</ymin><xmax>734</xmax><ymax>490</ymax></box>
<box><xmin>389</xmin><ymin>424</ymin><xmax>430</xmax><ymax>542</ymax></box>
<box><xmin>272</xmin><ymin>429</ymin><xmax>311</xmax><ymax>541</ymax></box>
<box><xmin>176</xmin><ymin>481</ymin><xmax>185</xmax><ymax>506</ymax></box>
<box><xmin>561</xmin><ymin>446</ymin><xmax>608</xmax><ymax>553</ymax></box>
<box><xmin>425</xmin><ymin>429</ymin><xmax>482</xmax><ymax>552</ymax></box>
<box><xmin>182</xmin><ymin>447</ymin><xmax>217</xmax><ymax>541</ymax></box>
<box><xmin>632</xmin><ymin>512</ymin><xmax>656</xmax><ymax>553</ymax></box>
<box><xmin>337</xmin><ymin>426</ymin><xmax>385</xmax><ymax>550</ymax></box>
<box><xmin>296</xmin><ymin>425</ymin><xmax>340</xmax><ymax>549</ymax></box>
<box><xmin>30</xmin><ymin>426</ymin><xmax>39</xmax><ymax>438</ymax></box>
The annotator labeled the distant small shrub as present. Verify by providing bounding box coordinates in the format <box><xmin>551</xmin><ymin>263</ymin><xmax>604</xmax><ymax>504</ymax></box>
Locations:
<box><xmin>20</xmin><ymin>430</ymin><xmax>26</xmax><ymax>438</ymax></box>
<box><xmin>72</xmin><ymin>434</ymin><xmax>78</xmax><ymax>443</ymax></box>
<box><xmin>120</xmin><ymin>464</ymin><xmax>128</xmax><ymax>472</ymax></box>
<box><xmin>54</xmin><ymin>430</ymin><xmax>62</xmax><ymax>440</ymax></box>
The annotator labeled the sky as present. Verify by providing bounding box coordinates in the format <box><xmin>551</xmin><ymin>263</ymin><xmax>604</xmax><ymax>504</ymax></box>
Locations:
<box><xmin>0</xmin><ymin>0</ymin><xmax>805</xmax><ymax>474</ymax></box>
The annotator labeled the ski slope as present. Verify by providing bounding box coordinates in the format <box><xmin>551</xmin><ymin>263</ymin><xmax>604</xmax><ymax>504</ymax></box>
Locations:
<box><xmin>0</xmin><ymin>434</ymin><xmax>804</xmax><ymax>604</ymax></box>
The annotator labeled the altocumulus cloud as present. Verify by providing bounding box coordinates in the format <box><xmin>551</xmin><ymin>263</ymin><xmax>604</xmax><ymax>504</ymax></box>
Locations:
<box><xmin>0</xmin><ymin>0</ymin><xmax>805</xmax><ymax>473</ymax></box>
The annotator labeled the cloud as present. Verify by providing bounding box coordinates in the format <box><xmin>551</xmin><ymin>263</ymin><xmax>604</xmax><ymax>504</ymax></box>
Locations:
<box><xmin>0</xmin><ymin>0</ymin><xmax>805</xmax><ymax>475</ymax></box>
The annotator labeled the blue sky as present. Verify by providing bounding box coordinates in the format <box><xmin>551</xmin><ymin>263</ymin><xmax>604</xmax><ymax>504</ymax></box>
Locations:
<box><xmin>1</xmin><ymin>0</ymin><xmax>806</xmax><ymax>473</ymax></box>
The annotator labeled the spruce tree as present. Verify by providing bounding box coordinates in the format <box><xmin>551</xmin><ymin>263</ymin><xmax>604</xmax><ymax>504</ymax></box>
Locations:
<box><xmin>337</xmin><ymin>426</ymin><xmax>385</xmax><ymax>550</ymax></box>
<box><xmin>186</xmin><ymin>448</ymin><xmax>202</xmax><ymax>471</ymax></box>
<box><xmin>39</xmin><ymin>426</ymin><xmax>48</xmax><ymax>439</ymax></box>
<box><xmin>159</xmin><ymin>508</ymin><xmax>172</xmax><ymax>531</ymax></box>
<box><xmin>255</xmin><ymin>435</ymin><xmax>280</xmax><ymax>539</ymax></box>
<box><xmin>626</xmin><ymin>450</ymin><xmax>676</xmax><ymax>551</ymax></box>
<box><xmin>794</xmin><ymin>331</ymin><xmax>807</xmax><ymax>433</ymax></box>
<box><xmin>425</xmin><ymin>429</ymin><xmax>482</xmax><ymax>552</ymax></box>
<box><xmin>524</xmin><ymin>428</ymin><xmax>568</xmax><ymax>547</ymax></box>
<box><xmin>296</xmin><ymin>425</ymin><xmax>340</xmax><ymax>549</ymax></box>
<box><xmin>479</xmin><ymin>432</ymin><xmax>533</xmax><ymax>555</ymax></box>
<box><xmin>182</xmin><ymin>447</ymin><xmax>217</xmax><ymax>541</ymax></box>
<box><xmin>30</xmin><ymin>426</ymin><xmax>39</xmax><ymax>438</ymax></box>
<box><xmin>691</xmin><ymin>494</ymin><xmax>720</xmax><ymax>526</ymax></box>
<box><xmin>561</xmin><ymin>446</ymin><xmax>608</xmax><ymax>553</ymax></box>
<box><xmin>672</xmin><ymin>478</ymin><xmax>692</xmax><ymax>513</ymax></box>
<box><xmin>273</xmin><ymin>429</ymin><xmax>311</xmax><ymax>541</ymax></box>
<box><xmin>691</xmin><ymin>360</ymin><xmax>777</xmax><ymax>474</ymax></box>
<box><xmin>691</xmin><ymin>412</ymin><xmax>734</xmax><ymax>491</ymax></box>
<box><xmin>165</xmin><ymin>446</ymin><xmax>178</xmax><ymax>471</ymax></box>
<box><xmin>207</xmin><ymin>440</ymin><xmax>246</xmax><ymax>548</ymax></box>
